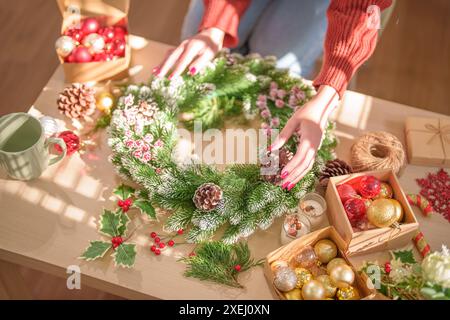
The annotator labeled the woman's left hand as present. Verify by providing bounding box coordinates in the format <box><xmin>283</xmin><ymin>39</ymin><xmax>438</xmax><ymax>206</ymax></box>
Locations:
<box><xmin>270</xmin><ymin>85</ymin><xmax>339</xmax><ymax>191</ymax></box>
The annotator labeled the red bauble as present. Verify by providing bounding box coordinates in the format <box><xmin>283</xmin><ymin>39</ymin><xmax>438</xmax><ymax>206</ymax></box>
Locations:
<box><xmin>344</xmin><ymin>198</ymin><xmax>367</xmax><ymax>226</ymax></box>
<box><xmin>73</xmin><ymin>46</ymin><xmax>92</xmax><ymax>63</ymax></box>
<box><xmin>100</xmin><ymin>27</ymin><xmax>115</xmax><ymax>42</ymax></box>
<box><xmin>112</xmin><ymin>38</ymin><xmax>126</xmax><ymax>57</ymax></box>
<box><xmin>65</xmin><ymin>52</ymin><xmax>76</xmax><ymax>63</ymax></box>
<box><xmin>81</xmin><ymin>18</ymin><xmax>100</xmax><ymax>35</ymax></box>
<box><xmin>93</xmin><ymin>53</ymin><xmax>105</xmax><ymax>62</ymax></box>
<box><xmin>358</xmin><ymin>175</ymin><xmax>381</xmax><ymax>198</ymax></box>
<box><xmin>55</xmin><ymin>131</ymin><xmax>80</xmax><ymax>156</ymax></box>
<box><xmin>65</xmin><ymin>28</ymin><xmax>84</xmax><ymax>43</ymax></box>
<box><xmin>114</xmin><ymin>26</ymin><xmax>127</xmax><ymax>39</ymax></box>
<box><xmin>337</xmin><ymin>184</ymin><xmax>357</xmax><ymax>203</ymax></box>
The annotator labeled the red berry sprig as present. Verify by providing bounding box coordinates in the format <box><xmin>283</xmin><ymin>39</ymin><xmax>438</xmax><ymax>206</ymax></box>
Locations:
<box><xmin>118</xmin><ymin>198</ymin><xmax>133</xmax><ymax>212</ymax></box>
<box><xmin>111</xmin><ymin>236</ymin><xmax>123</xmax><ymax>249</ymax></box>
<box><xmin>384</xmin><ymin>262</ymin><xmax>391</xmax><ymax>274</ymax></box>
<box><xmin>148</xmin><ymin>229</ymin><xmax>185</xmax><ymax>256</ymax></box>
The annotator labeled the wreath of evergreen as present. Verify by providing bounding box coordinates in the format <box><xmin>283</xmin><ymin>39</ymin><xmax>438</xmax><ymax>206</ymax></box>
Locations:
<box><xmin>106</xmin><ymin>50</ymin><xmax>337</xmax><ymax>244</ymax></box>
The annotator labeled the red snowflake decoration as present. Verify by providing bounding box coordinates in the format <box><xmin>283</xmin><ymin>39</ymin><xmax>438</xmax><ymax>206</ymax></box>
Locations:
<box><xmin>416</xmin><ymin>169</ymin><xmax>450</xmax><ymax>222</ymax></box>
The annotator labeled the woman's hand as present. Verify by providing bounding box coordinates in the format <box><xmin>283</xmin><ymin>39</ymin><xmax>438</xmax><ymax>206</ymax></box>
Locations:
<box><xmin>270</xmin><ymin>85</ymin><xmax>339</xmax><ymax>191</ymax></box>
<box><xmin>153</xmin><ymin>27</ymin><xmax>225</xmax><ymax>79</ymax></box>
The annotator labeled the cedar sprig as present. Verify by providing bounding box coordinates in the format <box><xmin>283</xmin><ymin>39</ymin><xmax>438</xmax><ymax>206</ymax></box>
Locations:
<box><xmin>180</xmin><ymin>241</ymin><xmax>264</xmax><ymax>288</ymax></box>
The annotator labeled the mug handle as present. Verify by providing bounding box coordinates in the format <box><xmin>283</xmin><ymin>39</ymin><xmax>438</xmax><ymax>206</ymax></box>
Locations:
<box><xmin>46</xmin><ymin>137</ymin><xmax>67</xmax><ymax>166</ymax></box>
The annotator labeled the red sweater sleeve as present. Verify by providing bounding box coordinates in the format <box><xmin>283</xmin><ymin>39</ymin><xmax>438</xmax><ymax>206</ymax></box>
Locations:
<box><xmin>313</xmin><ymin>0</ymin><xmax>392</xmax><ymax>98</ymax></box>
<box><xmin>199</xmin><ymin>0</ymin><xmax>251</xmax><ymax>48</ymax></box>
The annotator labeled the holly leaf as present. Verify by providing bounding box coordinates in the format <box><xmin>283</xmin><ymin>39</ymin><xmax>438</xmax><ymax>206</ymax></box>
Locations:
<box><xmin>117</xmin><ymin>211</ymin><xmax>131</xmax><ymax>236</ymax></box>
<box><xmin>113</xmin><ymin>184</ymin><xmax>135</xmax><ymax>200</ymax></box>
<box><xmin>392</xmin><ymin>249</ymin><xmax>416</xmax><ymax>264</ymax></box>
<box><xmin>113</xmin><ymin>243</ymin><xmax>137</xmax><ymax>268</ymax></box>
<box><xmin>80</xmin><ymin>241</ymin><xmax>111</xmax><ymax>261</ymax></box>
<box><xmin>99</xmin><ymin>209</ymin><xmax>122</xmax><ymax>237</ymax></box>
<box><xmin>133</xmin><ymin>199</ymin><xmax>157</xmax><ymax>220</ymax></box>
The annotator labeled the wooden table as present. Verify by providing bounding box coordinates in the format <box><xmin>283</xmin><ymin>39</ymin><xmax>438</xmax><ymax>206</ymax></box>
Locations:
<box><xmin>1</xmin><ymin>38</ymin><xmax>449</xmax><ymax>300</ymax></box>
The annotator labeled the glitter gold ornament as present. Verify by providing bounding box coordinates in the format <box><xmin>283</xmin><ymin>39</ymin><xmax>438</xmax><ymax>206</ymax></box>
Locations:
<box><xmin>336</xmin><ymin>286</ymin><xmax>360</xmax><ymax>300</ymax></box>
<box><xmin>390</xmin><ymin>198</ymin><xmax>404</xmax><ymax>223</ymax></box>
<box><xmin>329</xmin><ymin>264</ymin><xmax>355</xmax><ymax>288</ymax></box>
<box><xmin>270</xmin><ymin>260</ymin><xmax>288</xmax><ymax>272</ymax></box>
<box><xmin>284</xmin><ymin>288</ymin><xmax>302</xmax><ymax>300</ymax></box>
<box><xmin>294</xmin><ymin>267</ymin><xmax>313</xmax><ymax>289</ymax></box>
<box><xmin>301</xmin><ymin>280</ymin><xmax>326</xmax><ymax>300</ymax></box>
<box><xmin>273</xmin><ymin>267</ymin><xmax>297</xmax><ymax>292</ymax></box>
<box><xmin>374</xmin><ymin>182</ymin><xmax>393</xmax><ymax>199</ymax></box>
<box><xmin>293</xmin><ymin>245</ymin><xmax>318</xmax><ymax>268</ymax></box>
<box><xmin>326</xmin><ymin>258</ymin><xmax>347</xmax><ymax>274</ymax></box>
<box><xmin>314</xmin><ymin>239</ymin><xmax>337</xmax><ymax>264</ymax></box>
<box><xmin>316</xmin><ymin>275</ymin><xmax>337</xmax><ymax>298</ymax></box>
<box><xmin>367</xmin><ymin>198</ymin><xmax>398</xmax><ymax>228</ymax></box>
<box><xmin>96</xmin><ymin>92</ymin><xmax>115</xmax><ymax>113</ymax></box>
<box><xmin>310</xmin><ymin>264</ymin><xmax>328</xmax><ymax>277</ymax></box>
<box><xmin>55</xmin><ymin>35</ymin><xmax>76</xmax><ymax>58</ymax></box>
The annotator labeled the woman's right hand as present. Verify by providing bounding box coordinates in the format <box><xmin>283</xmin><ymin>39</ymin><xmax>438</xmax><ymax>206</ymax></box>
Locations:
<box><xmin>153</xmin><ymin>27</ymin><xmax>225</xmax><ymax>79</ymax></box>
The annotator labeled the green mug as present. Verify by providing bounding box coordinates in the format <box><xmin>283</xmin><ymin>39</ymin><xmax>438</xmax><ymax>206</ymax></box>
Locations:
<box><xmin>0</xmin><ymin>113</ymin><xmax>67</xmax><ymax>180</ymax></box>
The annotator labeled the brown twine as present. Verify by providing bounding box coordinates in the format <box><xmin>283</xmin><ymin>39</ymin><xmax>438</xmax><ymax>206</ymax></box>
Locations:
<box><xmin>350</xmin><ymin>131</ymin><xmax>406</xmax><ymax>175</ymax></box>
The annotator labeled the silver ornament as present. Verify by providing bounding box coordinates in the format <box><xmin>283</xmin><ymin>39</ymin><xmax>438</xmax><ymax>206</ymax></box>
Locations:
<box><xmin>55</xmin><ymin>36</ymin><xmax>76</xmax><ymax>58</ymax></box>
<box><xmin>39</xmin><ymin>116</ymin><xmax>59</xmax><ymax>138</ymax></box>
<box><xmin>83</xmin><ymin>33</ymin><xmax>105</xmax><ymax>54</ymax></box>
<box><xmin>273</xmin><ymin>266</ymin><xmax>297</xmax><ymax>292</ymax></box>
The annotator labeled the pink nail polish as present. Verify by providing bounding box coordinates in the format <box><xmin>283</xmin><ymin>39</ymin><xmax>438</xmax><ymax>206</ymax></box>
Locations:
<box><xmin>282</xmin><ymin>182</ymin><xmax>289</xmax><ymax>190</ymax></box>
<box><xmin>281</xmin><ymin>171</ymin><xmax>289</xmax><ymax>179</ymax></box>
<box><xmin>189</xmin><ymin>67</ymin><xmax>196</xmax><ymax>75</ymax></box>
<box><xmin>287</xmin><ymin>183</ymin><xmax>295</xmax><ymax>191</ymax></box>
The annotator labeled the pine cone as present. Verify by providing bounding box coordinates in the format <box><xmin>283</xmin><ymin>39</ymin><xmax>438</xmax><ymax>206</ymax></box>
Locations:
<box><xmin>193</xmin><ymin>183</ymin><xmax>223</xmax><ymax>212</ymax></box>
<box><xmin>260</xmin><ymin>148</ymin><xmax>293</xmax><ymax>184</ymax></box>
<box><xmin>319</xmin><ymin>159</ymin><xmax>353</xmax><ymax>188</ymax></box>
<box><xmin>57</xmin><ymin>83</ymin><xmax>96</xmax><ymax>119</ymax></box>
<box><xmin>136</xmin><ymin>100</ymin><xmax>158</xmax><ymax>123</ymax></box>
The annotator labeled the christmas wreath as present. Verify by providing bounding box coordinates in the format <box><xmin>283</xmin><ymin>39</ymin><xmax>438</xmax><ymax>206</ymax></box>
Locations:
<box><xmin>105</xmin><ymin>50</ymin><xmax>337</xmax><ymax>245</ymax></box>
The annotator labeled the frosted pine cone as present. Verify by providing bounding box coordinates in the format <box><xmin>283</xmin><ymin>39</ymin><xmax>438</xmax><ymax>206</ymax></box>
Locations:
<box><xmin>319</xmin><ymin>159</ymin><xmax>353</xmax><ymax>188</ymax></box>
<box><xmin>193</xmin><ymin>183</ymin><xmax>223</xmax><ymax>212</ymax></box>
<box><xmin>57</xmin><ymin>83</ymin><xmax>96</xmax><ymax>119</ymax></box>
<box><xmin>260</xmin><ymin>148</ymin><xmax>293</xmax><ymax>184</ymax></box>
<box><xmin>136</xmin><ymin>100</ymin><xmax>158</xmax><ymax>123</ymax></box>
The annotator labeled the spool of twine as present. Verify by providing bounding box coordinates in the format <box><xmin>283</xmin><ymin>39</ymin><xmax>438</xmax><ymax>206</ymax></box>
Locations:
<box><xmin>350</xmin><ymin>131</ymin><xmax>406</xmax><ymax>175</ymax></box>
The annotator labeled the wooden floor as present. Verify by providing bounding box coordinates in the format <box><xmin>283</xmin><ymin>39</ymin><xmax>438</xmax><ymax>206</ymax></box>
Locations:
<box><xmin>0</xmin><ymin>0</ymin><xmax>449</xmax><ymax>300</ymax></box>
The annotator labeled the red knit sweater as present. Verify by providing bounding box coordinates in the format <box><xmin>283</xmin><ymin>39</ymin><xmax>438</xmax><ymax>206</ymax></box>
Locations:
<box><xmin>199</xmin><ymin>0</ymin><xmax>392</xmax><ymax>98</ymax></box>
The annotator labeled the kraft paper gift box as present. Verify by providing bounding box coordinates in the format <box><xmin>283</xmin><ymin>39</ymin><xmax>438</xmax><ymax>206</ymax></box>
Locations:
<box><xmin>405</xmin><ymin>117</ymin><xmax>450</xmax><ymax>167</ymax></box>
<box><xmin>264</xmin><ymin>226</ymin><xmax>382</xmax><ymax>300</ymax></box>
<box><xmin>57</xmin><ymin>0</ymin><xmax>131</xmax><ymax>83</ymax></box>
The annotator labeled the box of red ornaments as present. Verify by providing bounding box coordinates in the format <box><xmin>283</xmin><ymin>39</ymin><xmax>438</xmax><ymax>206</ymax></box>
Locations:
<box><xmin>55</xmin><ymin>0</ymin><xmax>131</xmax><ymax>83</ymax></box>
<box><xmin>325</xmin><ymin>169</ymin><xmax>419</xmax><ymax>255</ymax></box>
<box><xmin>264</xmin><ymin>226</ymin><xmax>384</xmax><ymax>300</ymax></box>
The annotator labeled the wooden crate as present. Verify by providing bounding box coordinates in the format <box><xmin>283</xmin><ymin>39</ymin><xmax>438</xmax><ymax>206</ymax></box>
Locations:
<box><xmin>325</xmin><ymin>169</ymin><xmax>419</xmax><ymax>256</ymax></box>
<box><xmin>264</xmin><ymin>226</ymin><xmax>380</xmax><ymax>300</ymax></box>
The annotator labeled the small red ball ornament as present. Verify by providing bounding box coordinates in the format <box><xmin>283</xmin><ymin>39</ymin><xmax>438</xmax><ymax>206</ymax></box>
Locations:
<box><xmin>55</xmin><ymin>131</ymin><xmax>80</xmax><ymax>156</ymax></box>
<box><xmin>65</xmin><ymin>28</ymin><xmax>84</xmax><ymax>43</ymax></box>
<box><xmin>112</xmin><ymin>38</ymin><xmax>126</xmax><ymax>57</ymax></box>
<box><xmin>154</xmin><ymin>237</ymin><xmax>161</xmax><ymax>243</ymax></box>
<box><xmin>154</xmin><ymin>249</ymin><xmax>161</xmax><ymax>256</ymax></box>
<box><xmin>150</xmin><ymin>232</ymin><xmax>157</xmax><ymax>238</ymax></box>
<box><xmin>344</xmin><ymin>198</ymin><xmax>367</xmax><ymax>226</ymax></box>
<box><xmin>159</xmin><ymin>242</ymin><xmax>165</xmax><ymax>249</ymax></box>
<box><xmin>101</xmin><ymin>27</ymin><xmax>116</xmax><ymax>42</ymax></box>
<box><xmin>359</xmin><ymin>175</ymin><xmax>381</xmax><ymax>199</ymax></box>
<box><xmin>150</xmin><ymin>245</ymin><xmax>156</xmax><ymax>252</ymax></box>
<box><xmin>337</xmin><ymin>184</ymin><xmax>357</xmax><ymax>203</ymax></box>
<box><xmin>73</xmin><ymin>46</ymin><xmax>92</xmax><ymax>63</ymax></box>
<box><xmin>177</xmin><ymin>229</ymin><xmax>184</xmax><ymax>235</ymax></box>
<box><xmin>81</xmin><ymin>18</ymin><xmax>100</xmax><ymax>35</ymax></box>
<box><xmin>168</xmin><ymin>240</ymin><xmax>175</xmax><ymax>247</ymax></box>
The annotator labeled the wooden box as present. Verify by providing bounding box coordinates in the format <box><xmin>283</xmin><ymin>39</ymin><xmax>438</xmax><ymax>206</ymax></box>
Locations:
<box><xmin>264</xmin><ymin>226</ymin><xmax>380</xmax><ymax>300</ymax></box>
<box><xmin>325</xmin><ymin>169</ymin><xmax>419</xmax><ymax>256</ymax></box>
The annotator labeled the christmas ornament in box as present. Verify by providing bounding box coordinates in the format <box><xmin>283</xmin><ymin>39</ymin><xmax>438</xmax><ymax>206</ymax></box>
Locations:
<box><xmin>405</xmin><ymin>117</ymin><xmax>450</xmax><ymax>167</ymax></box>
<box><xmin>56</xmin><ymin>0</ymin><xmax>131</xmax><ymax>83</ymax></box>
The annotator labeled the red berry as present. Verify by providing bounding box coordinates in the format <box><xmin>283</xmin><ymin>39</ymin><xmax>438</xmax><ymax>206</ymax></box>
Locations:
<box><xmin>189</xmin><ymin>252</ymin><xmax>196</xmax><ymax>257</ymax></box>
<box><xmin>154</xmin><ymin>249</ymin><xmax>161</xmax><ymax>256</ymax></box>
<box><xmin>150</xmin><ymin>232</ymin><xmax>157</xmax><ymax>238</ymax></box>
<box><xmin>154</xmin><ymin>237</ymin><xmax>161</xmax><ymax>243</ymax></box>
<box><xmin>121</xmin><ymin>205</ymin><xmax>130</xmax><ymax>213</ymax></box>
<box><xmin>168</xmin><ymin>240</ymin><xmax>175</xmax><ymax>247</ymax></box>
<box><xmin>118</xmin><ymin>200</ymin><xmax>124</xmax><ymax>207</ymax></box>
<box><xmin>150</xmin><ymin>245</ymin><xmax>156</xmax><ymax>252</ymax></box>
<box><xmin>125</xmin><ymin>198</ymin><xmax>133</xmax><ymax>206</ymax></box>
<box><xmin>177</xmin><ymin>229</ymin><xmax>184</xmax><ymax>235</ymax></box>
<box><xmin>234</xmin><ymin>265</ymin><xmax>242</xmax><ymax>272</ymax></box>
<box><xmin>159</xmin><ymin>242</ymin><xmax>165</xmax><ymax>249</ymax></box>
<box><xmin>111</xmin><ymin>236</ymin><xmax>123</xmax><ymax>249</ymax></box>
<box><xmin>384</xmin><ymin>262</ymin><xmax>391</xmax><ymax>274</ymax></box>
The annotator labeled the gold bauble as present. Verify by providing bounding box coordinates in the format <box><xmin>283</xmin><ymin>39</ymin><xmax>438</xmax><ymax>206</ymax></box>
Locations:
<box><xmin>329</xmin><ymin>264</ymin><xmax>355</xmax><ymax>288</ymax></box>
<box><xmin>294</xmin><ymin>267</ymin><xmax>313</xmax><ymax>289</ymax></box>
<box><xmin>316</xmin><ymin>275</ymin><xmax>337</xmax><ymax>298</ymax></box>
<box><xmin>389</xmin><ymin>199</ymin><xmax>404</xmax><ymax>223</ymax></box>
<box><xmin>374</xmin><ymin>182</ymin><xmax>393</xmax><ymax>199</ymax></box>
<box><xmin>96</xmin><ymin>92</ymin><xmax>115</xmax><ymax>113</ymax></box>
<box><xmin>367</xmin><ymin>199</ymin><xmax>398</xmax><ymax>228</ymax></box>
<box><xmin>271</xmin><ymin>260</ymin><xmax>288</xmax><ymax>272</ymax></box>
<box><xmin>301</xmin><ymin>280</ymin><xmax>326</xmax><ymax>300</ymax></box>
<box><xmin>273</xmin><ymin>266</ymin><xmax>298</xmax><ymax>292</ymax></box>
<box><xmin>336</xmin><ymin>286</ymin><xmax>360</xmax><ymax>300</ymax></box>
<box><xmin>293</xmin><ymin>245</ymin><xmax>318</xmax><ymax>268</ymax></box>
<box><xmin>326</xmin><ymin>258</ymin><xmax>347</xmax><ymax>274</ymax></box>
<box><xmin>284</xmin><ymin>288</ymin><xmax>302</xmax><ymax>300</ymax></box>
<box><xmin>314</xmin><ymin>239</ymin><xmax>337</xmax><ymax>263</ymax></box>
<box><xmin>310</xmin><ymin>264</ymin><xmax>328</xmax><ymax>277</ymax></box>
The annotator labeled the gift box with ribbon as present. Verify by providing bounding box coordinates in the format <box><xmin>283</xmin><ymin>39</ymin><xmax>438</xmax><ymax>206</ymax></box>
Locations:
<box><xmin>405</xmin><ymin>117</ymin><xmax>450</xmax><ymax>167</ymax></box>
